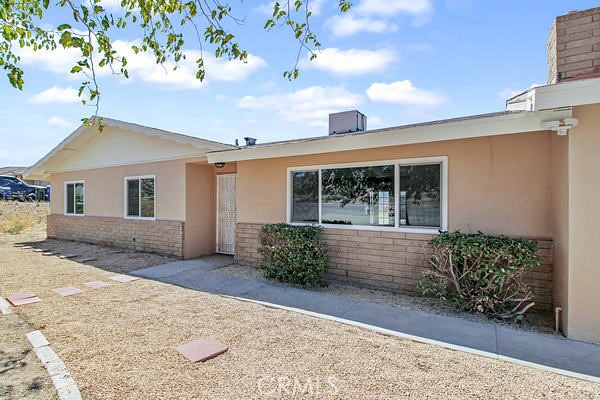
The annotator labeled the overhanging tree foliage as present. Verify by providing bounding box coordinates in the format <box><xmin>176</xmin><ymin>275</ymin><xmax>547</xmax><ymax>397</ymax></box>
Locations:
<box><xmin>1</xmin><ymin>0</ymin><xmax>351</xmax><ymax>120</ymax></box>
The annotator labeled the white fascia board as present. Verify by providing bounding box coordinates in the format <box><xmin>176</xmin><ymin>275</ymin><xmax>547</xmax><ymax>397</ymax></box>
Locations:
<box><xmin>24</xmin><ymin>117</ymin><xmax>236</xmax><ymax>180</ymax></box>
<box><xmin>534</xmin><ymin>77</ymin><xmax>600</xmax><ymax>111</ymax></box>
<box><xmin>207</xmin><ymin>109</ymin><xmax>573</xmax><ymax>163</ymax></box>
<box><xmin>24</xmin><ymin>124</ymin><xmax>89</xmax><ymax>181</ymax></box>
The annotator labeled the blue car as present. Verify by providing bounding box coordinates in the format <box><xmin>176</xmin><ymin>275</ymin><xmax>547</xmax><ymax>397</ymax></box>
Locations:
<box><xmin>0</xmin><ymin>185</ymin><xmax>9</xmax><ymax>199</ymax></box>
<box><xmin>0</xmin><ymin>175</ymin><xmax>46</xmax><ymax>201</ymax></box>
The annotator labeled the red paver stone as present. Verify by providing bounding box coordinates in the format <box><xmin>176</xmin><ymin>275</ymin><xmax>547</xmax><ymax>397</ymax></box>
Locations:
<box><xmin>82</xmin><ymin>281</ymin><xmax>113</xmax><ymax>289</ymax></box>
<box><xmin>6</xmin><ymin>292</ymin><xmax>36</xmax><ymax>301</ymax></box>
<box><xmin>109</xmin><ymin>275</ymin><xmax>140</xmax><ymax>283</ymax></box>
<box><xmin>52</xmin><ymin>286</ymin><xmax>83</xmax><ymax>297</ymax></box>
<box><xmin>6</xmin><ymin>293</ymin><xmax>42</xmax><ymax>306</ymax></box>
<box><xmin>176</xmin><ymin>338</ymin><xmax>228</xmax><ymax>363</ymax></box>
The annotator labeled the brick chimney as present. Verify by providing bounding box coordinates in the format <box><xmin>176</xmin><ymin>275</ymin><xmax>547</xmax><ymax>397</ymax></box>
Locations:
<box><xmin>547</xmin><ymin>7</ymin><xmax>600</xmax><ymax>84</ymax></box>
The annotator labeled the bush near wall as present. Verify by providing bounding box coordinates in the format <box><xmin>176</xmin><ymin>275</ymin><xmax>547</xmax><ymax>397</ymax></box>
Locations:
<box><xmin>257</xmin><ymin>224</ymin><xmax>329</xmax><ymax>287</ymax></box>
<box><xmin>417</xmin><ymin>231</ymin><xmax>540</xmax><ymax>319</ymax></box>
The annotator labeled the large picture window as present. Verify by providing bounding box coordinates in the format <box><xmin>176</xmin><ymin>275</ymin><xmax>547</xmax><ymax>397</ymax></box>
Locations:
<box><xmin>125</xmin><ymin>176</ymin><xmax>155</xmax><ymax>218</ymax></box>
<box><xmin>65</xmin><ymin>181</ymin><xmax>84</xmax><ymax>215</ymax></box>
<box><xmin>289</xmin><ymin>158</ymin><xmax>446</xmax><ymax>232</ymax></box>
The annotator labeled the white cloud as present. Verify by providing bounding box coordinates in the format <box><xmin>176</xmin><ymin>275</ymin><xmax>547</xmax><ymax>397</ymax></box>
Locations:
<box><xmin>18</xmin><ymin>36</ymin><xmax>266</xmax><ymax>90</ymax></box>
<box><xmin>327</xmin><ymin>14</ymin><xmax>397</xmax><ymax>37</ymax></box>
<box><xmin>99</xmin><ymin>0</ymin><xmax>124</xmax><ymax>11</ymax></box>
<box><xmin>366</xmin><ymin>80</ymin><xmax>447</xmax><ymax>106</ymax></box>
<box><xmin>238</xmin><ymin>86</ymin><xmax>363</xmax><ymax>127</ymax></box>
<box><xmin>367</xmin><ymin>116</ymin><xmax>384</xmax><ymax>128</ymax></box>
<box><xmin>29</xmin><ymin>86</ymin><xmax>79</xmax><ymax>104</ymax></box>
<box><xmin>327</xmin><ymin>0</ymin><xmax>433</xmax><ymax>37</ymax></box>
<box><xmin>47</xmin><ymin>116</ymin><xmax>75</xmax><ymax>130</ymax></box>
<box><xmin>108</xmin><ymin>40</ymin><xmax>267</xmax><ymax>89</ymax></box>
<box><xmin>355</xmin><ymin>0</ymin><xmax>433</xmax><ymax>16</ymax></box>
<box><xmin>18</xmin><ymin>43</ymin><xmax>80</xmax><ymax>75</ymax></box>
<box><xmin>302</xmin><ymin>48</ymin><xmax>395</xmax><ymax>75</ymax></box>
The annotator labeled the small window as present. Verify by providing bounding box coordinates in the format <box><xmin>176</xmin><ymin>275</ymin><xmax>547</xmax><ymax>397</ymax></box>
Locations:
<box><xmin>125</xmin><ymin>176</ymin><xmax>155</xmax><ymax>218</ymax></box>
<box><xmin>65</xmin><ymin>182</ymin><xmax>84</xmax><ymax>215</ymax></box>
<box><xmin>399</xmin><ymin>164</ymin><xmax>441</xmax><ymax>227</ymax></box>
<box><xmin>291</xmin><ymin>171</ymin><xmax>319</xmax><ymax>223</ymax></box>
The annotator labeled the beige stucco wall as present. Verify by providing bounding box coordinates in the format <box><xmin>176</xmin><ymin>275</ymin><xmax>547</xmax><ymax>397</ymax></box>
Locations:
<box><xmin>566</xmin><ymin>104</ymin><xmax>600</xmax><ymax>343</ymax></box>
<box><xmin>237</xmin><ymin>132</ymin><xmax>553</xmax><ymax>238</ymax></box>
<box><xmin>56</xmin><ymin>126</ymin><xmax>204</xmax><ymax>172</ymax></box>
<box><xmin>550</xmin><ymin>134</ymin><xmax>569</xmax><ymax>334</ymax></box>
<box><xmin>49</xmin><ymin>159</ymin><xmax>189</xmax><ymax>221</ymax></box>
<box><xmin>184</xmin><ymin>163</ymin><xmax>215</xmax><ymax>258</ymax></box>
<box><xmin>183</xmin><ymin>162</ymin><xmax>238</xmax><ymax>258</ymax></box>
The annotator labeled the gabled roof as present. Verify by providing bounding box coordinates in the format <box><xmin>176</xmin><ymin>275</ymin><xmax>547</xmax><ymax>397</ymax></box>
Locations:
<box><xmin>26</xmin><ymin>117</ymin><xmax>237</xmax><ymax>180</ymax></box>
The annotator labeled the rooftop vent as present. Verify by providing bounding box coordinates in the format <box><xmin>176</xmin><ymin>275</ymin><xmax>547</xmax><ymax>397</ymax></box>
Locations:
<box><xmin>328</xmin><ymin>110</ymin><xmax>367</xmax><ymax>135</ymax></box>
<box><xmin>244</xmin><ymin>137</ymin><xmax>257</xmax><ymax>146</ymax></box>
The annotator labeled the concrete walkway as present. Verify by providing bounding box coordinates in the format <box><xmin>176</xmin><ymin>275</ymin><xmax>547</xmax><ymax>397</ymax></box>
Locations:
<box><xmin>133</xmin><ymin>255</ymin><xmax>600</xmax><ymax>380</ymax></box>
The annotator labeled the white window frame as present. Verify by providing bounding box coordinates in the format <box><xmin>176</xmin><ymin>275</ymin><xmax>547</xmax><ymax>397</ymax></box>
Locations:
<box><xmin>286</xmin><ymin>156</ymin><xmax>448</xmax><ymax>234</ymax></box>
<box><xmin>64</xmin><ymin>180</ymin><xmax>85</xmax><ymax>216</ymax></box>
<box><xmin>124</xmin><ymin>175</ymin><xmax>156</xmax><ymax>220</ymax></box>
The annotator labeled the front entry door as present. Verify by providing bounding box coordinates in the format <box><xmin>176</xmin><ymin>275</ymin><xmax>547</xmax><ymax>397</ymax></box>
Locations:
<box><xmin>216</xmin><ymin>174</ymin><xmax>237</xmax><ymax>255</ymax></box>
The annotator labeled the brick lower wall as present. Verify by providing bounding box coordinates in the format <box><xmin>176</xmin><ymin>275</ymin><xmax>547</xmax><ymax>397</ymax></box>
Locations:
<box><xmin>235</xmin><ymin>223</ymin><xmax>554</xmax><ymax>312</ymax></box>
<box><xmin>47</xmin><ymin>214</ymin><xmax>184</xmax><ymax>258</ymax></box>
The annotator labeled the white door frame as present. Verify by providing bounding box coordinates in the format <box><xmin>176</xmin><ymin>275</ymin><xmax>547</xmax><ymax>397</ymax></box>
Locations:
<box><xmin>216</xmin><ymin>173</ymin><xmax>237</xmax><ymax>255</ymax></box>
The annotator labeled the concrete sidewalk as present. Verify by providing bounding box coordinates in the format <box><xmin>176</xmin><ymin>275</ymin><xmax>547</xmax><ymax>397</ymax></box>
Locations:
<box><xmin>133</xmin><ymin>255</ymin><xmax>600</xmax><ymax>380</ymax></box>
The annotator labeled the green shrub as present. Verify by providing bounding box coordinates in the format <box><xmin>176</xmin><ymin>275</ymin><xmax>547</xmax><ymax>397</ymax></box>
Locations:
<box><xmin>417</xmin><ymin>231</ymin><xmax>540</xmax><ymax>319</ymax></box>
<box><xmin>257</xmin><ymin>224</ymin><xmax>329</xmax><ymax>287</ymax></box>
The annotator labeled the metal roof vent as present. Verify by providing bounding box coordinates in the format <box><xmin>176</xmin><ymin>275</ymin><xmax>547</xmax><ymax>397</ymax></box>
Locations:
<box><xmin>244</xmin><ymin>137</ymin><xmax>257</xmax><ymax>146</ymax></box>
<box><xmin>329</xmin><ymin>110</ymin><xmax>367</xmax><ymax>135</ymax></box>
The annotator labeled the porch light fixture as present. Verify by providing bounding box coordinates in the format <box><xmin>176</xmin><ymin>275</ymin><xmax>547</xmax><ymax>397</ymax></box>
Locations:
<box><xmin>214</xmin><ymin>162</ymin><xmax>226</xmax><ymax>169</ymax></box>
<box><xmin>541</xmin><ymin>117</ymin><xmax>579</xmax><ymax>136</ymax></box>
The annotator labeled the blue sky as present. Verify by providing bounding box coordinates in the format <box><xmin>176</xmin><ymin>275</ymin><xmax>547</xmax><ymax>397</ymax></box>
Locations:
<box><xmin>1</xmin><ymin>0</ymin><xmax>599</xmax><ymax>166</ymax></box>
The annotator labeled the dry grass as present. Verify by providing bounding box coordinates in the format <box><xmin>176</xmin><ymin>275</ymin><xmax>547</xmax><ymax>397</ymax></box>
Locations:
<box><xmin>1</xmin><ymin>242</ymin><xmax>598</xmax><ymax>399</ymax></box>
<box><xmin>0</xmin><ymin>314</ymin><xmax>57</xmax><ymax>400</ymax></box>
<box><xmin>0</xmin><ymin>202</ymin><xmax>48</xmax><ymax>242</ymax></box>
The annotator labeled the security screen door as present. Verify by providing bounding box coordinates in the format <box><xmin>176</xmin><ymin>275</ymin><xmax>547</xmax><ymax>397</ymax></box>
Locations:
<box><xmin>216</xmin><ymin>174</ymin><xmax>237</xmax><ymax>255</ymax></box>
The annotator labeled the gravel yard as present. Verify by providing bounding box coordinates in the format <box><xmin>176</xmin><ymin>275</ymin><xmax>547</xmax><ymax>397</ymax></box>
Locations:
<box><xmin>1</xmin><ymin>202</ymin><xmax>598</xmax><ymax>399</ymax></box>
<box><xmin>0</xmin><ymin>244</ymin><xmax>598</xmax><ymax>399</ymax></box>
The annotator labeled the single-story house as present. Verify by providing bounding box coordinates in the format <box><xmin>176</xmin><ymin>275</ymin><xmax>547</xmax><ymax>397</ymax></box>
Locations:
<box><xmin>26</xmin><ymin>7</ymin><xmax>600</xmax><ymax>344</ymax></box>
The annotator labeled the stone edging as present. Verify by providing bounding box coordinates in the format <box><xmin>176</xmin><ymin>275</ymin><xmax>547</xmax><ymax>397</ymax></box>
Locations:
<box><xmin>26</xmin><ymin>330</ymin><xmax>82</xmax><ymax>400</ymax></box>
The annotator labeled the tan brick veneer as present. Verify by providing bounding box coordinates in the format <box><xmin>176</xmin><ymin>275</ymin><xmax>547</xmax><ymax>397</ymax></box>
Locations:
<box><xmin>547</xmin><ymin>7</ymin><xmax>600</xmax><ymax>83</ymax></box>
<box><xmin>47</xmin><ymin>214</ymin><xmax>184</xmax><ymax>258</ymax></box>
<box><xmin>235</xmin><ymin>223</ymin><xmax>554</xmax><ymax>312</ymax></box>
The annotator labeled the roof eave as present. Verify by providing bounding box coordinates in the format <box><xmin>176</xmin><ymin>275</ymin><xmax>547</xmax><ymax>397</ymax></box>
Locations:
<box><xmin>207</xmin><ymin>109</ymin><xmax>573</xmax><ymax>164</ymax></box>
